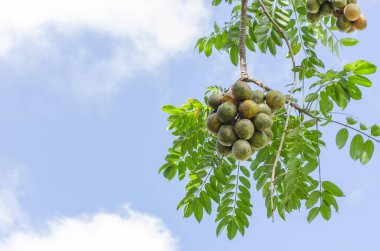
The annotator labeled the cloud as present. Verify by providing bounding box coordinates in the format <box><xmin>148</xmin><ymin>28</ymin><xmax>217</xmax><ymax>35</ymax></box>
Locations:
<box><xmin>0</xmin><ymin>206</ymin><xmax>178</xmax><ymax>251</ymax></box>
<box><xmin>0</xmin><ymin>164</ymin><xmax>27</xmax><ymax>232</ymax></box>
<box><xmin>0</xmin><ymin>0</ymin><xmax>210</xmax><ymax>101</ymax></box>
<box><xmin>346</xmin><ymin>190</ymin><xmax>363</xmax><ymax>206</ymax></box>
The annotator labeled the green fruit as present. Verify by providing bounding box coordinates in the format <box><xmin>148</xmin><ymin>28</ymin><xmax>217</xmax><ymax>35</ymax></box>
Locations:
<box><xmin>239</xmin><ymin>100</ymin><xmax>259</xmax><ymax>119</ymax></box>
<box><xmin>217</xmin><ymin>102</ymin><xmax>237</xmax><ymax>123</ymax></box>
<box><xmin>216</xmin><ymin>141</ymin><xmax>232</xmax><ymax>157</ymax></box>
<box><xmin>218</xmin><ymin>125</ymin><xmax>238</xmax><ymax>146</ymax></box>
<box><xmin>232</xmin><ymin>80</ymin><xmax>252</xmax><ymax>101</ymax></box>
<box><xmin>264</xmin><ymin>129</ymin><xmax>274</xmax><ymax>142</ymax></box>
<box><xmin>232</xmin><ymin>140</ymin><xmax>252</xmax><ymax>161</ymax></box>
<box><xmin>265</xmin><ymin>90</ymin><xmax>285</xmax><ymax>110</ymax></box>
<box><xmin>332</xmin><ymin>0</ymin><xmax>347</xmax><ymax>10</ymax></box>
<box><xmin>253</xmin><ymin>113</ymin><xmax>273</xmax><ymax>131</ymax></box>
<box><xmin>347</xmin><ymin>0</ymin><xmax>357</xmax><ymax>3</ymax></box>
<box><xmin>234</xmin><ymin>119</ymin><xmax>255</xmax><ymax>140</ymax></box>
<box><xmin>307</xmin><ymin>12</ymin><xmax>321</xmax><ymax>23</ymax></box>
<box><xmin>306</xmin><ymin>0</ymin><xmax>320</xmax><ymax>13</ymax></box>
<box><xmin>336</xmin><ymin>15</ymin><xmax>352</xmax><ymax>32</ymax></box>
<box><xmin>249</xmin><ymin>131</ymin><xmax>269</xmax><ymax>149</ymax></box>
<box><xmin>257</xmin><ymin>103</ymin><xmax>272</xmax><ymax>116</ymax></box>
<box><xmin>208</xmin><ymin>92</ymin><xmax>223</xmax><ymax>109</ymax></box>
<box><xmin>320</xmin><ymin>2</ymin><xmax>334</xmax><ymax>16</ymax></box>
<box><xmin>206</xmin><ymin>113</ymin><xmax>221</xmax><ymax>134</ymax></box>
<box><xmin>251</xmin><ymin>90</ymin><xmax>265</xmax><ymax>104</ymax></box>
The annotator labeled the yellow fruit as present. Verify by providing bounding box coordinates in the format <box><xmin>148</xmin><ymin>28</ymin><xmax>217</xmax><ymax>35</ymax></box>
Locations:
<box><xmin>239</xmin><ymin>100</ymin><xmax>259</xmax><ymax>119</ymax></box>
<box><xmin>353</xmin><ymin>15</ymin><xmax>367</xmax><ymax>30</ymax></box>
<box><xmin>265</xmin><ymin>90</ymin><xmax>285</xmax><ymax>110</ymax></box>
<box><xmin>344</xmin><ymin>3</ymin><xmax>361</xmax><ymax>21</ymax></box>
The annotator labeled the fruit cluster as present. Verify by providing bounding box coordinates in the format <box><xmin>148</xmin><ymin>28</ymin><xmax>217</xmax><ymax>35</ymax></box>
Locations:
<box><xmin>306</xmin><ymin>0</ymin><xmax>367</xmax><ymax>33</ymax></box>
<box><xmin>206</xmin><ymin>81</ymin><xmax>285</xmax><ymax>161</ymax></box>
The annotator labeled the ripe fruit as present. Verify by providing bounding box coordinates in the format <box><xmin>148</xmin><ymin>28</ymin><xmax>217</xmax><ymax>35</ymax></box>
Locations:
<box><xmin>251</xmin><ymin>90</ymin><xmax>265</xmax><ymax>104</ymax></box>
<box><xmin>307</xmin><ymin>12</ymin><xmax>321</xmax><ymax>23</ymax></box>
<box><xmin>257</xmin><ymin>103</ymin><xmax>272</xmax><ymax>116</ymax></box>
<box><xmin>253</xmin><ymin>113</ymin><xmax>273</xmax><ymax>131</ymax></box>
<box><xmin>332</xmin><ymin>0</ymin><xmax>347</xmax><ymax>9</ymax></box>
<box><xmin>232</xmin><ymin>81</ymin><xmax>252</xmax><ymax>101</ymax></box>
<box><xmin>353</xmin><ymin>15</ymin><xmax>367</xmax><ymax>30</ymax></box>
<box><xmin>320</xmin><ymin>2</ymin><xmax>334</xmax><ymax>16</ymax></box>
<box><xmin>232</xmin><ymin>140</ymin><xmax>252</xmax><ymax>161</ymax></box>
<box><xmin>234</xmin><ymin>119</ymin><xmax>255</xmax><ymax>140</ymax></box>
<box><xmin>306</xmin><ymin>0</ymin><xmax>320</xmax><ymax>13</ymax></box>
<box><xmin>206</xmin><ymin>113</ymin><xmax>221</xmax><ymax>134</ymax></box>
<box><xmin>239</xmin><ymin>100</ymin><xmax>259</xmax><ymax>119</ymax></box>
<box><xmin>344</xmin><ymin>3</ymin><xmax>361</xmax><ymax>21</ymax></box>
<box><xmin>216</xmin><ymin>141</ymin><xmax>232</xmax><ymax>157</ymax></box>
<box><xmin>217</xmin><ymin>102</ymin><xmax>237</xmax><ymax>123</ymax></box>
<box><xmin>336</xmin><ymin>15</ymin><xmax>352</xmax><ymax>32</ymax></box>
<box><xmin>249</xmin><ymin>131</ymin><xmax>268</xmax><ymax>149</ymax></box>
<box><xmin>266</xmin><ymin>90</ymin><xmax>285</xmax><ymax>110</ymax></box>
<box><xmin>218</xmin><ymin>125</ymin><xmax>237</xmax><ymax>146</ymax></box>
<box><xmin>208</xmin><ymin>92</ymin><xmax>223</xmax><ymax>109</ymax></box>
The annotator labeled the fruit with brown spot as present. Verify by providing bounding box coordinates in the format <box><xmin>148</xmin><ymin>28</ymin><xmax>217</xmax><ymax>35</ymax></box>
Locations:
<box><xmin>206</xmin><ymin>113</ymin><xmax>221</xmax><ymax>134</ymax></box>
<box><xmin>234</xmin><ymin>119</ymin><xmax>255</xmax><ymax>140</ymax></box>
<box><xmin>265</xmin><ymin>90</ymin><xmax>285</xmax><ymax>110</ymax></box>
<box><xmin>232</xmin><ymin>140</ymin><xmax>252</xmax><ymax>161</ymax></box>
<box><xmin>232</xmin><ymin>81</ymin><xmax>252</xmax><ymax>101</ymax></box>
<box><xmin>217</xmin><ymin>102</ymin><xmax>237</xmax><ymax>123</ymax></box>
<box><xmin>208</xmin><ymin>92</ymin><xmax>223</xmax><ymax>109</ymax></box>
<box><xmin>239</xmin><ymin>100</ymin><xmax>259</xmax><ymax>119</ymax></box>
<box><xmin>218</xmin><ymin>125</ymin><xmax>238</xmax><ymax>146</ymax></box>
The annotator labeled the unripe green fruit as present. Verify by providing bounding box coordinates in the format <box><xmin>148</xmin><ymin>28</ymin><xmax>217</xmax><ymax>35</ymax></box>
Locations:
<box><xmin>216</xmin><ymin>141</ymin><xmax>232</xmax><ymax>157</ymax></box>
<box><xmin>257</xmin><ymin>103</ymin><xmax>272</xmax><ymax>116</ymax></box>
<box><xmin>249</xmin><ymin>131</ymin><xmax>269</xmax><ymax>149</ymax></box>
<box><xmin>232</xmin><ymin>140</ymin><xmax>252</xmax><ymax>161</ymax></box>
<box><xmin>306</xmin><ymin>0</ymin><xmax>320</xmax><ymax>13</ymax></box>
<box><xmin>307</xmin><ymin>12</ymin><xmax>321</xmax><ymax>23</ymax></box>
<box><xmin>217</xmin><ymin>102</ymin><xmax>237</xmax><ymax>123</ymax></box>
<box><xmin>336</xmin><ymin>15</ymin><xmax>352</xmax><ymax>32</ymax></box>
<box><xmin>347</xmin><ymin>0</ymin><xmax>357</xmax><ymax>3</ymax></box>
<box><xmin>266</xmin><ymin>90</ymin><xmax>285</xmax><ymax>110</ymax></box>
<box><xmin>234</xmin><ymin>119</ymin><xmax>255</xmax><ymax>140</ymax></box>
<box><xmin>206</xmin><ymin>113</ymin><xmax>221</xmax><ymax>134</ymax></box>
<box><xmin>332</xmin><ymin>0</ymin><xmax>347</xmax><ymax>10</ymax></box>
<box><xmin>239</xmin><ymin>100</ymin><xmax>259</xmax><ymax>119</ymax></box>
<box><xmin>320</xmin><ymin>2</ymin><xmax>334</xmax><ymax>16</ymax></box>
<box><xmin>208</xmin><ymin>92</ymin><xmax>223</xmax><ymax>109</ymax></box>
<box><xmin>253</xmin><ymin>113</ymin><xmax>273</xmax><ymax>131</ymax></box>
<box><xmin>251</xmin><ymin>90</ymin><xmax>265</xmax><ymax>104</ymax></box>
<box><xmin>232</xmin><ymin>81</ymin><xmax>252</xmax><ymax>101</ymax></box>
<box><xmin>264</xmin><ymin>129</ymin><xmax>274</xmax><ymax>142</ymax></box>
<box><xmin>218</xmin><ymin>125</ymin><xmax>238</xmax><ymax>146</ymax></box>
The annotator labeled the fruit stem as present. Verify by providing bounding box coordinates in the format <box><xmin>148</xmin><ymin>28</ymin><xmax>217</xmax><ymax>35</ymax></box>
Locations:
<box><xmin>239</xmin><ymin>0</ymin><xmax>248</xmax><ymax>80</ymax></box>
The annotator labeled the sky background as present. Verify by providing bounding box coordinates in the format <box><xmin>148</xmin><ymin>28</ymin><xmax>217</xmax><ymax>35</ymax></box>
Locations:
<box><xmin>0</xmin><ymin>0</ymin><xmax>379</xmax><ymax>250</ymax></box>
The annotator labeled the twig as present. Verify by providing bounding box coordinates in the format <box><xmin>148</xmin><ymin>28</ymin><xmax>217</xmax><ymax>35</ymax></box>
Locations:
<box><xmin>239</xmin><ymin>0</ymin><xmax>248</xmax><ymax>79</ymax></box>
<box><xmin>257</xmin><ymin>0</ymin><xmax>298</xmax><ymax>221</ymax></box>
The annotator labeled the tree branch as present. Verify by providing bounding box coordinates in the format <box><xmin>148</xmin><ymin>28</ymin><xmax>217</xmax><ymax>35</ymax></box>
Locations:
<box><xmin>239</xmin><ymin>0</ymin><xmax>248</xmax><ymax>80</ymax></box>
<box><xmin>256</xmin><ymin>0</ymin><xmax>298</xmax><ymax>221</ymax></box>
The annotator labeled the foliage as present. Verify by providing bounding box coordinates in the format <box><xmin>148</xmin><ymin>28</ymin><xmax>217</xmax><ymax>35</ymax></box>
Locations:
<box><xmin>160</xmin><ymin>0</ymin><xmax>378</xmax><ymax>239</ymax></box>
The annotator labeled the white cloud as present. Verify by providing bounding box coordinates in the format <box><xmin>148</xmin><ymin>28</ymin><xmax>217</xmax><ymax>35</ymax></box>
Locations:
<box><xmin>0</xmin><ymin>164</ymin><xmax>27</xmax><ymax>232</ymax></box>
<box><xmin>346</xmin><ymin>190</ymin><xmax>363</xmax><ymax>206</ymax></box>
<box><xmin>0</xmin><ymin>206</ymin><xmax>178</xmax><ymax>251</ymax></box>
<box><xmin>0</xmin><ymin>0</ymin><xmax>210</xmax><ymax>101</ymax></box>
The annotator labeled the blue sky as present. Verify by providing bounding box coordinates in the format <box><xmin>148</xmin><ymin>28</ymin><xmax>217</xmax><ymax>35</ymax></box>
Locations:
<box><xmin>0</xmin><ymin>0</ymin><xmax>379</xmax><ymax>250</ymax></box>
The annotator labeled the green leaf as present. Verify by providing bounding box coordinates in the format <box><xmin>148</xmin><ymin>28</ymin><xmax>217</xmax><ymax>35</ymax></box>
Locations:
<box><xmin>348</xmin><ymin>75</ymin><xmax>372</xmax><ymax>87</ymax></box>
<box><xmin>340</xmin><ymin>38</ymin><xmax>359</xmax><ymax>46</ymax></box>
<box><xmin>227</xmin><ymin>220</ymin><xmax>238</xmax><ymax>240</ymax></box>
<box><xmin>360</xmin><ymin>140</ymin><xmax>374</xmax><ymax>164</ymax></box>
<box><xmin>320</xmin><ymin>203</ymin><xmax>332</xmax><ymax>220</ymax></box>
<box><xmin>307</xmin><ymin>207</ymin><xmax>319</xmax><ymax>223</ymax></box>
<box><xmin>322</xmin><ymin>181</ymin><xmax>344</xmax><ymax>197</ymax></box>
<box><xmin>336</xmin><ymin>128</ymin><xmax>349</xmax><ymax>149</ymax></box>
<box><xmin>212</xmin><ymin>0</ymin><xmax>222</xmax><ymax>6</ymax></box>
<box><xmin>200</xmin><ymin>191</ymin><xmax>212</xmax><ymax>215</ymax></box>
<box><xmin>205</xmin><ymin>38</ymin><xmax>214</xmax><ymax>57</ymax></box>
<box><xmin>229</xmin><ymin>44</ymin><xmax>239</xmax><ymax>66</ymax></box>
<box><xmin>216</xmin><ymin>217</ymin><xmax>229</xmax><ymax>236</ymax></box>
<box><xmin>350</xmin><ymin>134</ymin><xmax>364</xmax><ymax>160</ymax></box>
<box><xmin>371</xmin><ymin>125</ymin><xmax>380</xmax><ymax>137</ymax></box>
<box><xmin>193</xmin><ymin>199</ymin><xmax>204</xmax><ymax>223</ymax></box>
<box><xmin>346</xmin><ymin>117</ymin><xmax>357</xmax><ymax>125</ymax></box>
<box><xmin>353</xmin><ymin>62</ymin><xmax>377</xmax><ymax>75</ymax></box>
